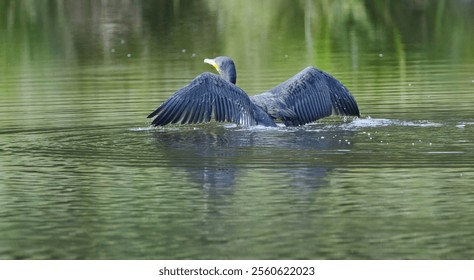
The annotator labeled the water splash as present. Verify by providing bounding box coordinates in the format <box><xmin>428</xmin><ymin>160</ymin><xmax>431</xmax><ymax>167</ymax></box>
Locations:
<box><xmin>338</xmin><ymin>117</ymin><xmax>443</xmax><ymax>130</ymax></box>
<box><xmin>456</xmin><ymin>122</ymin><xmax>474</xmax><ymax>129</ymax></box>
<box><xmin>136</xmin><ymin>117</ymin><xmax>444</xmax><ymax>132</ymax></box>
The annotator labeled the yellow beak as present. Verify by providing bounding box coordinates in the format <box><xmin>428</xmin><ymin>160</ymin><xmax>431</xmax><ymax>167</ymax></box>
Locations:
<box><xmin>204</xmin><ymin>58</ymin><xmax>219</xmax><ymax>71</ymax></box>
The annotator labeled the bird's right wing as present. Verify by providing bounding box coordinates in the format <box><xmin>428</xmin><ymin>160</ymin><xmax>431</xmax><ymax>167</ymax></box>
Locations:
<box><xmin>147</xmin><ymin>73</ymin><xmax>258</xmax><ymax>126</ymax></box>
<box><xmin>255</xmin><ymin>67</ymin><xmax>360</xmax><ymax>126</ymax></box>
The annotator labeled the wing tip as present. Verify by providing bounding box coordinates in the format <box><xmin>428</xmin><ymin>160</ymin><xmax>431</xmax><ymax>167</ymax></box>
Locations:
<box><xmin>147</xmin><ymin>110</ymin><xmax>158</xmax><ymax>119</ymax></box>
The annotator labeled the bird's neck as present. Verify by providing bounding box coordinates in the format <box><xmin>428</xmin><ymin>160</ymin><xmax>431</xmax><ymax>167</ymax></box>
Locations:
<box><xmin>220</xmin><ymin>70</ymin><xmax>236</xmax><ymax>84</ymax></box>
<box><xmin>227</xmin><ymin>72</ymin><xmax>237</xmax><ymax>84</ymax></box>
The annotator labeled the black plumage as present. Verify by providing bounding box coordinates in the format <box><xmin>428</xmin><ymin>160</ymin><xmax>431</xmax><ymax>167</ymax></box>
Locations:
<box><xmin>148</xmin><ymin>56</ymin><xmax>359</xmax><ymax>127</ymax></box>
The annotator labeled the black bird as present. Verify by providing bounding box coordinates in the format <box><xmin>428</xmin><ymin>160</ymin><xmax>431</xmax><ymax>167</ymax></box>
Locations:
<box><xmin>147</xmin><ymin>56</ymin><xmax>360</xmax><ymax>127</ymax></box>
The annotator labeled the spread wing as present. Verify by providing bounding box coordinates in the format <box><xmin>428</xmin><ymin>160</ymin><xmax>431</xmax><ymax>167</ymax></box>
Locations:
<box><xmin>148</xmin><ymin>73</ymin><xmax>258</xmax><ymax>126</ymax></box>
<box><xmin>251</xmin><ymin>67</ymin><xmax>360</xmax><ymax>126</ymax></box>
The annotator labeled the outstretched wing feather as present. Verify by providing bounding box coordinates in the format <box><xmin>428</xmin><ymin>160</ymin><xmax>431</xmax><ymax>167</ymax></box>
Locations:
<box><xmin>253</xmin><ymin>67</ymin><xmax>359</xmax><ymax>126</ymax></box>
<box><xmin>148</xmin><ymin>73</ymin><xmax>258</xmax><ymax>126</ymax></box>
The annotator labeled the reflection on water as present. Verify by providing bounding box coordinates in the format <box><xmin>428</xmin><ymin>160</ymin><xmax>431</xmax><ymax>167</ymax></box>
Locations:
<box><xmin>149</xmin><ymin>125</ymin><xmax>355</xmax><ymax>190</ymax></box>
<box><xmin>1</xmin><ymin>0</ymin><xmax>474</xmax><ymax>259</ymax></box>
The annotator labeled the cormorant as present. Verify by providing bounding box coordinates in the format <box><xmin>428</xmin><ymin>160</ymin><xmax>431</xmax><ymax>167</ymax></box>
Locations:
<box><xmin>147</xmin><ymin>56</ymin><xmax>359</xmax><ymax>127</ymax></box>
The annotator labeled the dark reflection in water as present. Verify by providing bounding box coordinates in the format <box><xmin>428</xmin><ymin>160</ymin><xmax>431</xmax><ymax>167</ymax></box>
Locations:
<box><xmin>150</xmin><ymin>125</ymin><xmax>356</xmax><ymax>191</ymax></box>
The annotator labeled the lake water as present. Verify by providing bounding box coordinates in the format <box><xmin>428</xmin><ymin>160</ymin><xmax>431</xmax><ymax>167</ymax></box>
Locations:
<box><xmin>1</xmin><ymin>0</ymin><xmax>473</xmax><ymax>259</ymax></box>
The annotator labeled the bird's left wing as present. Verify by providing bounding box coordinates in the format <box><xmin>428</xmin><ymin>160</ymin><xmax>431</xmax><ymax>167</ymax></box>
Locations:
<box><xmin>147</xmin><ymin>73</ymin><xmax>258</xmax><ymax>126</ymax></box>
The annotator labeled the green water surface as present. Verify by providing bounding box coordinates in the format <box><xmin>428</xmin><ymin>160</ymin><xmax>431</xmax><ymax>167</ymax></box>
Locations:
<box><xmin>0</xmin><ymin>0</ymin><xmax>473</xmax><ymax>259</ymax></box>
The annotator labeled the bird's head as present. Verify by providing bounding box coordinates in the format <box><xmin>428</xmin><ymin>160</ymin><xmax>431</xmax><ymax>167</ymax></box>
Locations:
<box><xmin>204</xmin><ymin>56</ymin><xmax>237</xmax><ymax>84</ymax></box>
